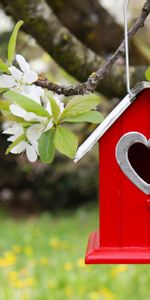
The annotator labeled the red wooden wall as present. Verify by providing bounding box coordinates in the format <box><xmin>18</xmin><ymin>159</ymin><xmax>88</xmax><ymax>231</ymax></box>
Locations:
<box><xmin>99</xmin><ymin>89</ymin><xmax>150</xmax><ymax>248</ymax></box>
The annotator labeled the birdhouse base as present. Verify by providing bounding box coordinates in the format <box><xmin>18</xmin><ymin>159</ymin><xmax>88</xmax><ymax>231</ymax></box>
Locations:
<box><xmin>85</xmin><ymin>231</ymin><xmax>150</xmax><ymax>264</ymax></box>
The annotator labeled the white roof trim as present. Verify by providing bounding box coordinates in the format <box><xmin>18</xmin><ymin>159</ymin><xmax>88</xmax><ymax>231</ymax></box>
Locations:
<box><xmin>74</xmin><ymin>81</ymin><xmax>150</xmax><ymax>163</ymax></box>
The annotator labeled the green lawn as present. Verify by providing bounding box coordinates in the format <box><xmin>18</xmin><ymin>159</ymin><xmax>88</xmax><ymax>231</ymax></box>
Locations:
<box><xmin>0</xmin><ymin>206</ymin><xmax>150</xmax><ymax>300</ymax></box>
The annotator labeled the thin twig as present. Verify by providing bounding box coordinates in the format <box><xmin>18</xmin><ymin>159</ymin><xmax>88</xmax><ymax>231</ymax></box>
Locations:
<box><xmin>36</xmin><ymin>0</ymin><xmax>150</xmax><ymax>96</ymax></box>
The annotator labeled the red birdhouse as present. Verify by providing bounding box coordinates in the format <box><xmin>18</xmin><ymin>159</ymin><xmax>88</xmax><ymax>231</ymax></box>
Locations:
<box><xmin>74</xmin><ymin>82</ymin><xmax>150</xmax><ymax>264</ymax></box>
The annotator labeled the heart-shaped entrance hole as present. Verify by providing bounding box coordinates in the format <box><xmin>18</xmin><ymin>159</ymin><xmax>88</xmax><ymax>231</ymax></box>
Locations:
<box><xmin>128</xmin><ymin>143</ymin><xmax>150</xmax><ymax>184</ymax></box>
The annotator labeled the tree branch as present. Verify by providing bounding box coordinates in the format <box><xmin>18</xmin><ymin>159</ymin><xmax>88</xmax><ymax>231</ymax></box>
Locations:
<box><xmin>0</xmin><ymin>0</ymin><xmax>149</xmax><ymax>98</ymax></box>
<box><xmin>36</xmin><ymin>0</ymin><xmax>150</xmax><ymax>96</ymax></box>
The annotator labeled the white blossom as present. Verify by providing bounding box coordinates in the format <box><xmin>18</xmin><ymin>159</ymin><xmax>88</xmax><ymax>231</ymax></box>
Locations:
<box><xmin>3</xmin><ymin>123</ymin><xmax>24</xmax><ymax>142</ymax></box>
<box><xmin>0</xmin><ymin>54</ymin><xmax>44</xmax><ymax>104</ymax></box>
<box><xmin>3</xmin><ymin>122</ymin><xmax>39</xmax><ymax>162</ymax></box>
<box><xmin>11</xmin><ymin>140</ymin><xmax>38</xmax><ymax>162</ymax></box>
<box><xmin>10</xmin><ymin>104</ymin><xmax>47</xmax><ymax>122</ymax></box>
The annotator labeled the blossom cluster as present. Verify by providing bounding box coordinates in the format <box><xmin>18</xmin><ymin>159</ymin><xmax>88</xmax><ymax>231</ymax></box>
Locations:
<box><xmin>0</xmin><ymin>54</ymin><xmax>64</xmax><ymax>162</ymax></box>
<box><xmin>0</xmin><ymin>20</ymin><xmax>102</xmax><ymax>164</ymax></box>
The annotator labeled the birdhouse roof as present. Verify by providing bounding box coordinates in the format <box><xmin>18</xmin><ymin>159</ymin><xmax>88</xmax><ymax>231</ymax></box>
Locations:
<box><xmin>74</xmin><ymin>81</ymin><xmax>150</xmax><ymax>163</ymax></box>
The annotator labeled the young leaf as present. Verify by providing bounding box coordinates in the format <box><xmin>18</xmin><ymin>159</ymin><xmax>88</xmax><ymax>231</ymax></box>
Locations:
<box><xmin>54</xmin><ymin>126</ymin><xmax>78</xmax><ymax>159</ymax></box>
<box><xmin>8</xmin><ymin>20</ymin><xmax>24</xmax><ymax>65</ymax></box>
<box><xmin>145</xmin><ymin>67</ymin><xmax>150</xmax><ymax>81</ymax></box>
<box><xmin>4</xmin><ymin>90</ymin><xmax>50</xmax><ymax>117</ymax></box>
<box><xmin>5</xmin><ymin>133</ymin><xmax>26</xmax><ymax>155</ymax></box>
<box><xmin>0</xmin><ymin>100</ymin><xmax>11</xmax><ymax>111</ymax></box>
<box><xmin>49</xmin><ymin>97</ymin><xmax>60</xmax><ymax>121</ymax></box>
<box><xmin>2</xmin><ymin>111</ymin><xmax>26</xmax><ymax>123</ymax></box>
<box><xmin>63</xmin><ymin>111</ymin><xmax>104</xmax><ymax>124</ymax></box>
<box><xmin>0</xmin><ymin>88</ymin><xmax>8</xmax><ymax>94</ymax></box>
<box><xmin>0</xmin><ymin>59</ymin><xmax>9</xmax><ymax>73</ymax></box>
<box><xmin>61</xmin><ymin>94</ymin><xmax>100</xmax><ymax>119</ymax></box>
<box><xmin>39</xmin><ymin>128</ymin><xmax>55</xmax><ymax>164</ymax></box>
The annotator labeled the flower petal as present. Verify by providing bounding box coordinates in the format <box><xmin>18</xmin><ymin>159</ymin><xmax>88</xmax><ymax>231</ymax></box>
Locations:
<box><xmin>10</xmin><ymin>104</ymin><xmax>26</xmax><ymax>118</ymax></box>
<box><xmin>31</xmin><ymin>141</ymin><xmax>39</xmax><ymax>154</ymax></box>
<box><xmin>8</xmin><ymin>66</ymin><xmax>23</xmax><ymax>81</ymax></box>
<box><xmin>3</xmin><ymin>123</ymin><xmax>23</xmax><ymax>135</ymax></box>
<box><xmin>20</xmin><ymin>85</ymin><xmax>44</xmax><ymax>104</ymax></box>
<box><xmin>7</xmin><ymin>136</ymin><xmax>17</xmax><ymax>142</ymax></box>
<box><xmin>0</xmin><ymin>75</ymin><xmax>16</xmax><ymax>88</ymax></box>
<box><xmin>23</xmin><ymin>70</ymin><xmax>38</xmax><ymax>84</ymax></box>
<box><xmin>27</xmin><ymin>124</ymin><xmax>44</xmax><ymax>142</ymax></box>
<box><xmin>59</xmin><ymin>102</ymin><xmax>65</xmax><ymax>114</ymax></box>
<box><xmin>10</xmin><ymin>141</ymin><xmax>26</xmax><ymax>154</ymax></box>
<box><xmin>54</xmin><ymin>96</ymin><xmax>65</xmax><ymax>114</ymax></box>
<box><xmin>16</xmin><ymin>54</ymin><xmax>30</xmax><ymax>72</ymax></box>
<box><xmin>45</xmin><ymin>102</ymin><xmax>52</xmax><ymax>115</ymax></box>
<box><xmin>45</xmin><ymin>120</ymin><xmax>53</xmax><ymax>132</ymax></box>
<box><xmin>24</xmin><ymin>111</ymin><xmax>46</xmax><ymax>122</ymax></box>
<box><xmin>26</xmin><ymin>143</ymin><xmax>38</xmax><ymax>162</ymax></box>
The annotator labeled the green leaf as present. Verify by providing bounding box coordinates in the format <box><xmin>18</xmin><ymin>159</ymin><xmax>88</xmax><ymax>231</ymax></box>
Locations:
<box><xmin>49</xmin><ymin>97</ymin><xmax>60</xmax><ymax>121</ymax></box>
<box><xmin>54</xmin><ymin>126</ymin><xmax>78</xmax><ymax>159</ymax></box>
<box><xmin>8</xmin><ymin>20</ymin><xmax>24</xmax><ymax>65</ymax></box>
<box><xmin>39</xmin><ymin>128</ymin><xmax>55</xmax><ymax>164</ymax></box>
<box><xmin>4</xmin><ymin>90</ymin><xmax>50</xmax><ymax>117</ymax></box>
<box><xmin>145</xmin><ymin>67</ymin><xmax>150</xmax><ymax>81</ymax></box>
<box><xmin>5</xmin><ymin>133</ymin><xmax>25</xmax><ymax>155</ymax></box>
<box><xmin>0</xmin><ymin>59</ymin><xmax>9</xmax><ymax>73</ymax></box>
<box><xmin>0</xmin><ymin>88</ymin><xmax>8</xmax><ymax>94</ymax></box>
<box><xmin>0</xmin><ymin>100</ymin><xmax>11</xmax><ymax>111</ymax></box>
<box><xmin>61</xmin><ymin>94</ymin><xmax>101</xmax><ymax>119</ymax></box>
<box><xmin>2</xmin><ymin>111</ymin><xmax>26</xmax><ymax>123</ymax></box>
<box><xmin>63</xmin><ymin>111</ymin><xmax>104</xmax><ymax>124</ymax></box>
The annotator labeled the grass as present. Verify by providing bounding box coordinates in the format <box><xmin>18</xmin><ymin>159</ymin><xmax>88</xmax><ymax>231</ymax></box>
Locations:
<box><xmin>0</xmin><ymin>206</ymin><xmax>150</xmax><ymax>300</ymax></box>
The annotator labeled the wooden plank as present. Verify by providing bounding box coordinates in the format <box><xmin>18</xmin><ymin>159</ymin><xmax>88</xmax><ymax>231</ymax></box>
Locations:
<box><xmin>120</xmin><ymin>90</ymin><xmax>150</xmax><ymax>247</ymax></box>
<box><xmin>99</xmin><ymin>118</ymin><xmax>122</xmax><ymax>247</ymax></box>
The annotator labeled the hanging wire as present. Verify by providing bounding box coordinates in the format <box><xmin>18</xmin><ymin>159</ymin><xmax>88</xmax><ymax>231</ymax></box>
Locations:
<box><xmin>124</xmin><ymin>0</ymin><xmax>135</xmax><ymax>97</ymax></box>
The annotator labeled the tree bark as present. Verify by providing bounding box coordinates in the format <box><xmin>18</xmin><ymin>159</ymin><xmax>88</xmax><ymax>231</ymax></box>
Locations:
<box><xmin>46</xmin><ymin>0</ymin><xmax>123</xmax><ymax>55</ymax></box>
<box><xmin>47</xmin><ymin>0</ymin><xmax>147</xmax><ymax>64</ymax></box>
<box><xmin>0</xmin><ymin>0</ymin><xmax>147</xmax><ymax>98</ymax></box>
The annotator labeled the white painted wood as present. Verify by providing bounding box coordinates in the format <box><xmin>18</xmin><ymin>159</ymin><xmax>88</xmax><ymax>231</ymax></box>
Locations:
<box><xmin>74</xmin><ymin>82</ymin><xmax>150</xmax><ymax>162</ymax></box>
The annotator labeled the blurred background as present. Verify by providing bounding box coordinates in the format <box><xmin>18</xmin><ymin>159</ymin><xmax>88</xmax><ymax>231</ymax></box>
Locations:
<box><xmin>0</xmin><ymin>1</ymin><xmax>150</xmax><ymax>299</ymax></box>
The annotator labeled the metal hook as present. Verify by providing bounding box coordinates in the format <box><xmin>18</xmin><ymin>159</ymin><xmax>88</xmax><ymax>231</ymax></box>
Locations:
<box><xmin>124</xmin><ymin>0</ymin><xmax>135</xmax><ymax>97</ymax></box>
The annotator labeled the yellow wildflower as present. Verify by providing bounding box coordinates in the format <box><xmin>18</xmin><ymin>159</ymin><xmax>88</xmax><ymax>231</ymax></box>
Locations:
<box><xmin>79</xmin><ymin>287</ymin><xmax>85</xmax><ymax>295</ymax></box>
<box><xmin>21</xmin><ymin>294</ymin><xmax>30</xmax><ymax>300</ymax></box>
<box><xmin>111</xmin><ymin>265</ymin><xmax>128</xmax><ymax>277</ymax></box>
<box><xmin>63</xmin><ymin>262</ymin><xmax>73</xmax><ymax>271</ymax></box>
<box><xmin>0</xmin><ymin>252</ymin><xmax>16</xmax><ymax>267</ymax></box>
<box><xmin>13</xmin><ymin>277</ymin><xmax>35</xmax><ymax>289</ymax></box>
<box><xmin>48</xmin><ymin>279</ymin><xmax>57</xmax><ymax>289</ymax></box>
<box><xmin>8</xmin><ymin>271</ymin><xmax>18</xmax><ymax>281</ymax></box>
<box><xmin>39</xmin><ymin>257</ymin><xmax>49</xmax><ymax>266</ymax></box>
<box><xmin>101</xmin><ymin>288</ymin><xmax>116</xmax><ymax>300</ymax></box>
<box><xmin>24</xmin><ymin>277</ymin><xmax>35</xmax><ymax>287</ymax></box>
<box><xmin>12</xmin><ymin>245</ymin><xmax>21</xmax><ymax>254</ymax></box>
<box><xmin>24</xmin><ymin>246</ymin><xmax>33</xmax><ymax>256</ymax></box>
<box><xmin>65</xmin><ymin>287</ymin><xmax>73</xmax><ymax>297</ymax></box>
<box><xmin>60</xmin><ymin>241</ymin><xmax>70</xmax><ymax>250</ymax></box>
<box><xmin>76</xmin><ymin>258</ymin><xmax>85</xmax><ymax>268</ymax></box>
<box><xmin>49</xmin><ymin>238</ymin><xmax>60</xmax><ymax>248</ymax></box>
<box><xmin>13</xmin><ymin>279</ymin><xmax>25</xmax><ymax>289</ymax></box>
<box><xmin>89</xmin><ymin>291</ymin><xmax>99</xmax><ymax>300</ymax></box>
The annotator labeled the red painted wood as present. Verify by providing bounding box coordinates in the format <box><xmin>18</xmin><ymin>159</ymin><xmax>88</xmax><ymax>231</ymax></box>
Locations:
<box><xmin>85</xmin><ymin>231</ymin><xmax>150</xmax><ymax>264</ymax></box>
<box><xmin>99</xmin><ymin>117</ymin><xmax>122</xmax><ymax>247</ymax></box>
<box><xmin>85</xmin><ymin>89</ymin><xmax>150</xmax><ymax>263</ymax></box>
<box><xmin>120</xmin><ymin>90</ymin><xmax>150</xmax><ymax>247</ymax></box>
